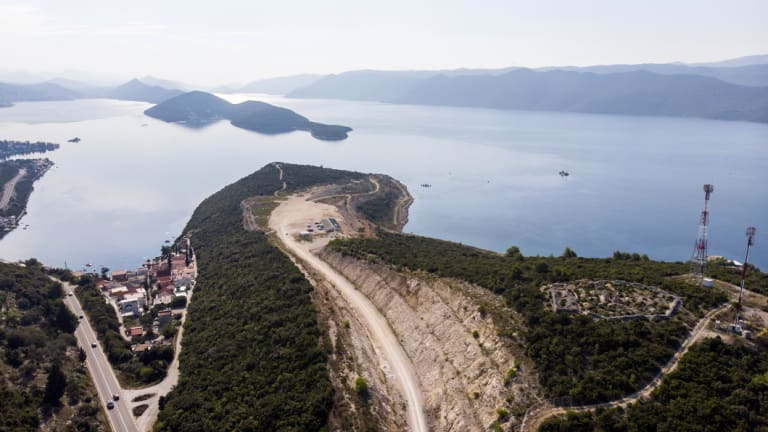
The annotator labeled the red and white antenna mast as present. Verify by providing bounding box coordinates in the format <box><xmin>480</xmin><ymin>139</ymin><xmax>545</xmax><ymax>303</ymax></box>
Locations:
<box><xmin>735</xmin><ymin>226</ymin><xmax>756</xmax><ymax>324</ymax></box>
<box><xmin>690</xmin><ymin>184</ymin><xmax>714</xmax><ymax>282</ymax></box>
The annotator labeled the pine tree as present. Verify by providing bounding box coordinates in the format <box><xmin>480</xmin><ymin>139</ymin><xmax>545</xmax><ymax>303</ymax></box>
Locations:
<box><xmin>43</xmin><ymin>363</ymin><xmax>66</xmax><ymax>406</ymax></box>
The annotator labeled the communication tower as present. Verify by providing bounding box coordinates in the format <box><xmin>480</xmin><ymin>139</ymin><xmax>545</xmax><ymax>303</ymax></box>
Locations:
<box><xmin>690</xmin><ymin>184</ymin><xmax>714</xmax><ymax>281</ymax></box>
<box><xmin>735</xmin><ymin>227</ymin><xmax>756</xmax><ymax>324</ymax></box>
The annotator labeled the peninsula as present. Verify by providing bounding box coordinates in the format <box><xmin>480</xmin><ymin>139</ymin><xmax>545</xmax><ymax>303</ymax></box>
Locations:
<box><xmin>144</xmin><ymin>91</ymin><xmax>352</xmax><ymax>140</ymax></box>
<box><xmin>0</xmin><ymin>139</ymin><xmax>59</xmax><ymax>159</ymax></box>
<box><xmin>151</xmin><ymin>162</ymin><xmax>767</xmax><ymax>432</ymax></box>
<box><xmin>0</xmin><ymin>158</ymin><xmax>55</xmax><ymax>237</ymax></box>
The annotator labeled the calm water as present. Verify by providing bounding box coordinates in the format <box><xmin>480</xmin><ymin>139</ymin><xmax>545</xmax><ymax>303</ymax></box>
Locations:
<box><xmin>0</xmin><ymin>96</ymin><xmax>765</xmax><ymax>271</ymax></box>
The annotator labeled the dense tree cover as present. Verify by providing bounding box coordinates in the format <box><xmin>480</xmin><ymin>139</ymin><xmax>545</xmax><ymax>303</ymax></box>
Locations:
<box><xmin>707</xmin><ymin>258</ymin><xmax>768</xmax><ymax>296</ymax></box>
<box><xmin>0</xmin><ymin>162</ymin><xmax>20</xmax><ymax>186</ymax></box>
<box><xmin>329</xmin><ymin>232</ymin><xmax>734</xmax><ymax>404</ymax></box>
<box><xmin>541</xmin><ymin>337</ymin><xmax>768</xmax><ymax>432</ymax></box>
<box><xmin>75</xmin><ymin>276</ymin><xmax>171</xmax><ymax>384</ymax></box>
<box><xmin>156</xmin><ymin>163</ymin><xmax>364</xmax><ymax>431</ymax></box>
<box><xmin>354</xmin><ymin>181</ymin><xmax>404</xmax><ymax>231</ymax></box>
<box><xmin>0</xmin><ymin>260</ymin><xmax>103</xmax><ymax>431</ymax></box>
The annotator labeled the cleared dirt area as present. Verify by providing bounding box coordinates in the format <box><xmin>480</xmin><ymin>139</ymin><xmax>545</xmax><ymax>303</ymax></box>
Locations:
<box><xmin>269</xmin><ymin>194</ymin><xmax>429</xmax><ymax>432</ymax></box>
<box><xmin>259</xmin><ymin>176</ymin><xmax>538</xmax><ymax>431</ymax></box>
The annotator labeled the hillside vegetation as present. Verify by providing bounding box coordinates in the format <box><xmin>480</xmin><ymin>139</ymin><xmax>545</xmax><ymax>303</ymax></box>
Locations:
<box><xmin>329</xmin><ymin>232</ymin><xmax>733</xmax><ymax>404</ymax></box>
<box><xmin>0</xmin><ymin>260</ymin><xmax>104</xmax><ymax>431</ymax></box>
<box><xmin>155</xmin><ymin>163</ymin><xmax>365</xmax><ymax>431</ymax></box>
<box><xmin>540</xmin><ymin>337</ymin><xmax>768</xmax><ymax>432</ymax></box>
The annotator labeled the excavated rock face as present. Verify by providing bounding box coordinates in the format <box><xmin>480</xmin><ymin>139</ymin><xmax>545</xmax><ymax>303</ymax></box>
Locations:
<box><xmin>320</xmin><ymin>249</ymin><xmax>530</xmax><ymax>431</ymax></box>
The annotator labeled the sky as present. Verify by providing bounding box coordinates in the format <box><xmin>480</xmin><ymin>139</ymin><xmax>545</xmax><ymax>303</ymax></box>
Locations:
<box><xmin>1</xmin><ymin>0</ymin><xmax>766</xmax><ymax>86</ymax></box>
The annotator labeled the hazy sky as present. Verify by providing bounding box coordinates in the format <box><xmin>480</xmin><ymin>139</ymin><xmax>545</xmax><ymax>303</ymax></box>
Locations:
<box><xmin>1</xmin><ymin>0</ymin><xmax>766</xmax><ymax>85</ymax></box>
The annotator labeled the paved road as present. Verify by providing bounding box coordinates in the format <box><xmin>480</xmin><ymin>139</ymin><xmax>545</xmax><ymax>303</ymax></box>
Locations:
<box><xmin>60</xmin><ymin>281</ymin><xmax>138</xmax><ymax>432</ymax></box>
<box><xmin>0</xmin><ymin>167</ymin><xmax>26</xmax><ymax>210</ymax></box>
<box><xmin>269</xmin><ymin>195</ymin><xmax>429</xmax><ymax>432</ymax></box>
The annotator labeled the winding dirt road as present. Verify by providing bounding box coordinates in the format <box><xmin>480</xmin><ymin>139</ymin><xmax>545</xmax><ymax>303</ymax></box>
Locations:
<box><xmin>521</xmin><ymin>302</ymin><xmax>731</xmax><ymax>431</ymax></box>
<box><xmin>268</xmin><ymin>194</ymin><xmax>429</xmax><ymax>432</ymax></box>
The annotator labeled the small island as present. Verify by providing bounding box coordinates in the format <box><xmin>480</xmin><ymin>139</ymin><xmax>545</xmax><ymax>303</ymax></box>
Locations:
<box><xmin>144</xmin><ymin>91</ymin><xmax>352</xmax><ymax>141</ymax></box>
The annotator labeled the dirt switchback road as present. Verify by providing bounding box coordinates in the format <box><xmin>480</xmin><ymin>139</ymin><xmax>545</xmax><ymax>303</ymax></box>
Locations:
<box><xmin>522</xmin><ymin>302</ymin><xmax>731</xmax><ymax>431</ymax></box>
<box><xmin>268</xmin><ymin>194</ymin><xmax>429</xmax><ymax>432</ymax></box>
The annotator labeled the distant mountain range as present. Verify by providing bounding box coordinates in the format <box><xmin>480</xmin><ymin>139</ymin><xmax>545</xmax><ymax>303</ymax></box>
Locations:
<box><xmin>401</xmin><ymin>70</ymin><xmax>768</xmax><ymax>122</ymax></box>
<box><xmin>0</xmin><ymin>82</ymin><xmax>80</xmax><ymax>107</ymax></box>
<box><xmin>144</xmin><ymin>91</ymin><xmax>352</xmax><ymax>140</ymax></box>
<box><xmin>2</xmin><ymin>55</ymin><xmax>768</xmax><ymax>123</ymax></box>
<box><xmin>214</xmin><ymin>74</ymin><xmax>325</xmax><ymax>95</ymax></box>
<box><xmin>538</xmin><ymin>63</ymin><xmax>768</xmax><ymax>87</ymax></box>
<box><xmin>107</xmin><ymin>79</ymin><xmax>184</xmax><ymax>103</ymax></box>
<box><xmin>283</xmin><ymin>56</ymin><xmax>768</xmax><ymax>123</ymax></box>
<box><xmin>0</xmin><ymin>77</ymin><xmax>183</xmax><ymax>106</ymax></box>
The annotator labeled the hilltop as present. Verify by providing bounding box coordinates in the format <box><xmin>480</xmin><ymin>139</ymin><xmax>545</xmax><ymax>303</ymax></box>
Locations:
<box><xmin>107</xmin><ymin>78</ymin><xmax>184</xmax><ymax>104</ymax></box>
<box><xmin>0</xmin><ymin>82</ymin><xmax>80</xmax><ymax>107</ymax></box>
<box><xmin>144</xmin><ymin>91</ymin><xmax>352</xmax><ymax>140</ymax></box>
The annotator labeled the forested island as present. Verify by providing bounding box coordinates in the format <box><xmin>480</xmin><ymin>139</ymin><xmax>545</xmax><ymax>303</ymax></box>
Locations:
<box><xmin>144</xmin><ymin>91</ymin><xmax>352</xmax><ymax>140</ymax></box>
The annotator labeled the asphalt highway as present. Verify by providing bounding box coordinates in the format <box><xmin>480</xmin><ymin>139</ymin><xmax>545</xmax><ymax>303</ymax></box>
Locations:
<box><xmin>61</xmin><ymin>281</ymin><xmax>138</xmax><ymax>432</ymax></box>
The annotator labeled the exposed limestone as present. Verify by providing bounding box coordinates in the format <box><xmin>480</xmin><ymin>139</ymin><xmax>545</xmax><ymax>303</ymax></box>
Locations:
<box><xmin>320</xmin><ymin>249</ymin><xmax>531</xmax><ymax>431</ymax></box>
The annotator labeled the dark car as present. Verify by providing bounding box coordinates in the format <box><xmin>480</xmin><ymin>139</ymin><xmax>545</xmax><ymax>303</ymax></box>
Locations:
<box><xmin>113</xmin><ymin>393</ymin><xmax>120</xmax><ymax>401</ymax></box>
<box><xmin>106</xmin><ymin>400</ymin><xmax>114</xmax><ymax>409</ymax></box>
<box><xmin>91</xmin><ymin>342</ymin><xmax>97</xmax><ymax>348</ymax></box>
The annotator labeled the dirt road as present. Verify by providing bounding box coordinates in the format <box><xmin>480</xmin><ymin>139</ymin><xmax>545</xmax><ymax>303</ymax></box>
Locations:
<box><xmin>521</xmin><ymin>302</ymin><xmax>730</xmax><ymax>431</ymax></box>
<box><xmin>268</xmin><ymin>195</ymin><xmax>429</xmax><ymax>432</ymax></box>
<box><xmin>0</xmin><ymin>167</ymin><xmax>26</xmax><ymax>210</ymax></box>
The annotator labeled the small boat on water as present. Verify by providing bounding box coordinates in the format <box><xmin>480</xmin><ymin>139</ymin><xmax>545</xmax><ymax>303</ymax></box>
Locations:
<box><xmin>420</xmin><ymin>183</ymin><xmax>432</xmax><ymax>188</ymax></box>
<box><xmin>558</xmin><ymin>170</ymin><xmax>570</xmax><ymax>177</ymax></box>
<box><xmin>68</xmin><ymin>137</ymin><xmax>81</xmax><ymax>143</ymax></box>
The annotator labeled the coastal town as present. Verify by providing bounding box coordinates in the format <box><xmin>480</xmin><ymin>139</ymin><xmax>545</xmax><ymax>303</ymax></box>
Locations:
<box><xmin>73</xmin><ymin>237</ymin><xmax>196</xmax><ymax>356</ymax></box>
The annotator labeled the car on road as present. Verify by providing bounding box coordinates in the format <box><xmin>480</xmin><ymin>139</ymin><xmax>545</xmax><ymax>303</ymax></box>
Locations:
<box><xmin>91</xmin><ymin>342</ymin><xmax>97</xmax><ymax>348</ymax></box>
<box><xmin>106</xmin><ymin>400</ymin><xmax>114</xmax><ymax>409</ymax></box>
<box><xmin>67</xmin><ymin>292</ymin><xmax>73</xmax><ymax>296</ymax></box>
<box><xmin>112</xmin><ymin>393</ymin><xmax>120</xmax><ymax>401</ymax></box>
<box><xmin>79</xmin><ymin>315</ymin><xmax>84</xmax><ymax>319</ymax></box>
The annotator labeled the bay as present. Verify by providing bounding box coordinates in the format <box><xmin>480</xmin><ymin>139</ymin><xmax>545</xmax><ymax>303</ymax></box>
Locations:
<box><xmin>0</xmin><ymin>95</ymin><xmax>765</xmax><ymax>271</ymax></box>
